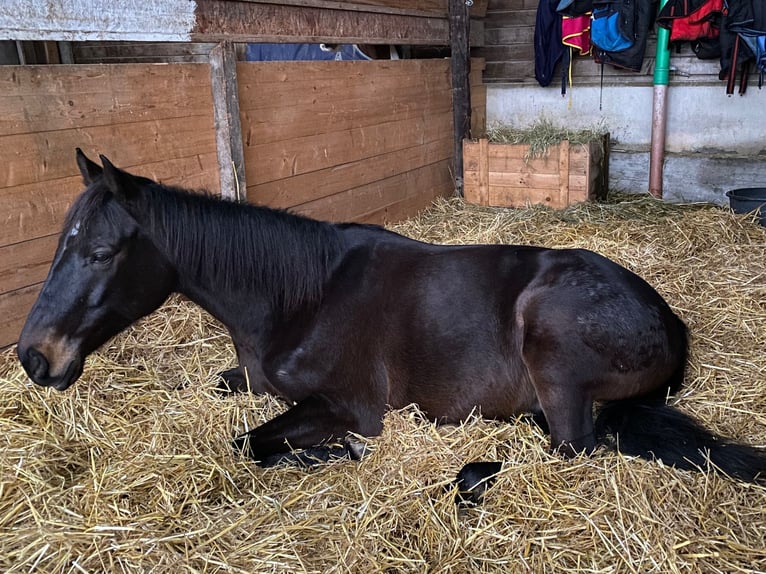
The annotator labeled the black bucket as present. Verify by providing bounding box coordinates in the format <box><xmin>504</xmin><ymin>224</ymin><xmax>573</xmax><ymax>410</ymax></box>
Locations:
<box><xmin>726</xmin><ymin>187</ymin><xmax>766</xmax><ymax>227</ymax></box>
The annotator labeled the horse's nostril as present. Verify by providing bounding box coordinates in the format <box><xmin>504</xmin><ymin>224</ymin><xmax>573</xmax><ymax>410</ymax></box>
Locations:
<box><xmin>26</xmin><ymin>347</ymin><xmax>50</xmax><ymax>381</ymax></box>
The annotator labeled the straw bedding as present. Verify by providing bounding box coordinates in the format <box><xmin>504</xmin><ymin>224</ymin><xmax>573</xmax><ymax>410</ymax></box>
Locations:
<box><xmin>1</xmin><ymin>194</ymin><xmax>765</xmax><ymax>573</ymax></box>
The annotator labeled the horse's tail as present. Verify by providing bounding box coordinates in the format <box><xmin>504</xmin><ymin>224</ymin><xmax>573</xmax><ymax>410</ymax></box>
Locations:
<box><xmin>455</xmin><ymin>398</ymin><xmax>766</xmax><ymax>506</ymax></box>
<box><xmin>593</xmin><ymin>399</ymin><xmax>766</xmax><ymax>484</ymax></box>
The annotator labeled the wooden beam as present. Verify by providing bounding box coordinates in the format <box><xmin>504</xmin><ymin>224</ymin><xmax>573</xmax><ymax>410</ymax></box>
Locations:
<box><xmin>449</xmin><ymin>0</ymin><xmax>471</xmax><ymax>196</ymax></box>
<box><xmin>209</xmin><ymin>41</ymin><xmax>246</xmax><ymax>201</ymax></box>
<box><xmin>0</xmin><ymin>0</ymin><xmax>451</xmax><ymax>45</ymax></box>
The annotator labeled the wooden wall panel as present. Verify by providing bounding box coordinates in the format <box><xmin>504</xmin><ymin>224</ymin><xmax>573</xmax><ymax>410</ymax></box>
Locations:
<box><xmin>0</xmin><ymin>57</ymin><xmax>485</xmax><ymax>346</ymax></box>
<box><xmin>238</xmin><ymin>59</ymin><xmax>457</xmax><ymax>222</ymax></box>
<box><xmin>0</xmin><ymin>63</ymin><xmax>217</xmax><ymax>347</ymax></box>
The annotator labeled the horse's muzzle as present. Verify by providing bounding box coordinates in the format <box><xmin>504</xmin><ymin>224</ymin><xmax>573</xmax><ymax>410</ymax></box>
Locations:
<box><xmin>17</xmin><ymin>346</ymin><xmax>82</xmax><ymax>391</ymax></box>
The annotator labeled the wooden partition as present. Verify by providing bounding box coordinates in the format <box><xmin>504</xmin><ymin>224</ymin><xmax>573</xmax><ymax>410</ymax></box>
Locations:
<box><xmin>239</xmin><ymin>59</ymin><xmax>455</xmax><ymax>223</ymax></box>
<box><xmin>0</xmin><ymin>58</ymin><xmax>483</xmax><ymax>347</ymax></box>
<box><xmin>0</xmin><ymin>63</ymin><xmax>219</xmax><ymax>348</ymax></box>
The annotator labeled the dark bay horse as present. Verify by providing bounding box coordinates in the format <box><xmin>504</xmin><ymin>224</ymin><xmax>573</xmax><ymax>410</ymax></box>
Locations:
<box><xmin>17</xmin><ymin>151</ymin><xmax>766</xmax><ymax>496</ymax></box>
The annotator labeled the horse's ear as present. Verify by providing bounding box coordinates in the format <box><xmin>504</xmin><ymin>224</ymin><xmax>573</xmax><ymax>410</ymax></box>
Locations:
<box><xmin>76</xmin><ymin>148</ymin><xmax>102</xmax><ymax>185</ymax></box>
<box><xmin>100</xmin><ymin>155</ymin><xmax>139</xmax><ymax>203</ymax></box>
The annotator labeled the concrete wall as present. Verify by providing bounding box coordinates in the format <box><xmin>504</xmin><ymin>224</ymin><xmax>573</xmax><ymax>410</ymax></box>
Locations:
<box><xmin>487</xmin><ymin>84</ymin><xmax>766</xmax><ymax>205</ymax></box>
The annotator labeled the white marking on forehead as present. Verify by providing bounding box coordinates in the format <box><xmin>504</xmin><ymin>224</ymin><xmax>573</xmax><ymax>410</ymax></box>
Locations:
<box><xmin>58</xmin><ymin>220</ymin><xmax>81</xmax><ymax>259</ymax></box>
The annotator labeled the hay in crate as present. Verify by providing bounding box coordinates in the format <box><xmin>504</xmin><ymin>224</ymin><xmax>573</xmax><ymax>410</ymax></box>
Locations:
<box><xmin>484</xmin><ymin>117</ymin><xmax>608</xmax><ymax>160</ymax></box>
<box><xmin>1</xmin><ymin>194</ymin><xmax>766</xmax><ymax>573</ymax></box>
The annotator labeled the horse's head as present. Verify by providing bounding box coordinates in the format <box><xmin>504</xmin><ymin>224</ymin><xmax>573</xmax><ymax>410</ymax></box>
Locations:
<box><xmin>17</xmin><ymin>151</ymin><xmax>177</xmax><ymax>390</ymax></box>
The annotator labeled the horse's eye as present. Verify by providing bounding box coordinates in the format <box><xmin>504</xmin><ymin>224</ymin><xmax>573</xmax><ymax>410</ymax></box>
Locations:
<box><xmin>91</xmin><ymin>251</ymin><xmax>113</xmax><ymax>264</ymax></box>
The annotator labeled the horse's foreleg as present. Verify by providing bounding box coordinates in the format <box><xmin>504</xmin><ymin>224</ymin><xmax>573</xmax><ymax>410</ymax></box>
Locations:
<box><xmin>233</xmin><ymin>394</ymin><xmax>381</xmax><ymax>466</ymax></box>
<box><xmin>536</xmin><ymin>384</ymin><xmax>596</xmax><ymax>457</ymax></box>
<box><xmin>216</xmin><ymin>366</ymin><xmax>249</xmax><ymax>393</ymax></box>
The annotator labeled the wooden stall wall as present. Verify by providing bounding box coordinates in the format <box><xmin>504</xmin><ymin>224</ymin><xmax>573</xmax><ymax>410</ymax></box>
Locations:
<box><xmin>0</xmin><ymin>57</ymin><xmax>481</xmax><ymax>347</ymax></box>
<box><xmin>238</xmin><ymin>59</ymin><xmax>456</xmax><ymax>223</ymax></box>
<box><xmin>0</xmin><ymin>63</ymin><xmax>219</xmax><ymax>348</ymax></box>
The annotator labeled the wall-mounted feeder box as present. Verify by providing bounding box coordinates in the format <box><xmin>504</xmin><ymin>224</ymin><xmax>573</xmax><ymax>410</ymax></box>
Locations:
<box><xmin>463</xmin><ymin>132</ymin><xmax>610</xmax><ymax>209</ymax></box>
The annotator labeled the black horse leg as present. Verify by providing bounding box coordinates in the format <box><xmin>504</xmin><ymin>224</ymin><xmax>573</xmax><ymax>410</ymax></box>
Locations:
<box><xmin>233</xmin><ymin>394</ymin><xmax>378</xmax><ymax>466</ymax></box>
<box><xmin>216</xmin><ymin>366</ymin><xmax>250</xmax><ymax>393</ymax></box>
<box><xmin>537</xmin><ymin>385</ymin><xmax>596</xmax><ymax>457</ymax></box>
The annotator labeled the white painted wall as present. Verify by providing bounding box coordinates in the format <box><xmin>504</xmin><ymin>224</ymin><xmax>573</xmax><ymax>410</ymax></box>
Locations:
<box><xmin>487</xmin><ymin>84</ymin><xmax>766</xmax><ymax>154</ymax></box>
<box><xmin>487</xmin><ymin>84</ymin><xmax>766</xmax><ymax>203</ymax></box>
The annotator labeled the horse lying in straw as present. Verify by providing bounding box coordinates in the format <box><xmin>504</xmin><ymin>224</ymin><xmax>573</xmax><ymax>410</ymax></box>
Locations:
<box><xmin>17</xmin><ymin>151</ymin><xmax>766</xmax><ymax>503</ymax></box>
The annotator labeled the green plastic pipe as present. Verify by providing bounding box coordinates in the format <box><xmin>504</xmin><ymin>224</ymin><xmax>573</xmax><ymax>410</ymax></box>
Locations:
<box><xmin>649</xmin><ymin>0</ymin><xmax>671</xmax><ymax>197</ymax></box>
<box><xmin>653</xmin><ymin>2</ymin><xmax>671</xmax><ymax>86</ymax></box>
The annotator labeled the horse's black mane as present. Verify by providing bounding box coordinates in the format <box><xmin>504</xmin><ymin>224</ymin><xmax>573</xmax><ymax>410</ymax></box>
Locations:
<box><xmin>68</xmin><ymin>177</ymin><xmax>345</xmax><ymax>313</ymax></box>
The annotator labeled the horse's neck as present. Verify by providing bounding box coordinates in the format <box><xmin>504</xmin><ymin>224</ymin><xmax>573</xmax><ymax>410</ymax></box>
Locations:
<box><xmin>146</xmin><ymin>196</ymin><xmax>344</xmax><ymax>323</ymax></box>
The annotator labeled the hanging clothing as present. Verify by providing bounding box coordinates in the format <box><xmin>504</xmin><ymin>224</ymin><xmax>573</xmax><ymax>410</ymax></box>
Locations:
<box><xmin>593</xmin><ymin>0</ymin><xmax>657</xmax><ymax>72</ymax></box>
<box><xmin>535</xmin><ymin>0</ymin><xmax>565</xmax><ymax>86</ymax></box>
<box><xmin>561</xmin><ymin>13</ymin><xmax>593</xmax><ymax>94</ymax></box>
<box><xmin>657</xmin><ymin>0</ymin><xmax>724</xmax><ymax>42</ymax></box>
<box><xmin>720</xmin><ymin>0</ymin><xmax>766</xmax><ymax>92</ymax></box>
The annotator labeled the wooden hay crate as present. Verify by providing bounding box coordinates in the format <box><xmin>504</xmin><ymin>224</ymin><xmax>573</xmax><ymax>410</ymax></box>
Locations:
<box><xmin>463</xmin><ymin>134</ymin><xmax>609</xmax><ymax>208</ymax></box>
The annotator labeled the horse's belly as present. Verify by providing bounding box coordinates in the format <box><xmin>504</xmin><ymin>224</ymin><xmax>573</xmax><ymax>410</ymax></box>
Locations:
<box><xmin>387</xmin><ymin>354</ymin><xmax>538</xmax><ymax>422</ymax></box>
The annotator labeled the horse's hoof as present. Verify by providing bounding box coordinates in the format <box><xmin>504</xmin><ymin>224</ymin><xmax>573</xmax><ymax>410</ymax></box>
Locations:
<box><xmin>455</xmin><ymin>461</ymin><xmax>503</xmax><ymax>506</ymax></box>
<box><xmin>216</xmin><ymin>367</ymin><xmax>249</xmax><ymax>394</ymax></box>
<box><xmin>344</xmin><ymin>437</ymin><xmax>370</xmax><ymax>460</ymax></box>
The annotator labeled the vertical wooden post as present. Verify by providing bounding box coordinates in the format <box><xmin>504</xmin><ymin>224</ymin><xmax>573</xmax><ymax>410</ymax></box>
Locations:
<box><xmin>558</xmin><ymin>140</ymin><xmax>570</xmax><ymax>205</ymax></box>
<box><xmin>449</xmin><ymin>0</ymin><xmax>471</xmax><ymax>197</ymax></box>
<box><xmin>478</xmin><ymin>137</ymin><xmax>489</xmax><ymax>206</ymax></box>
<box><xmin>209</xmin><ymin>41</ymin><xmax>247</xmax><ymax>202</ymax></box>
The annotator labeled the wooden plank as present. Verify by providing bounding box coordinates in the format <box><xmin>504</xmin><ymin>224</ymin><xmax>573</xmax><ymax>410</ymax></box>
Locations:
<box><xmin>0</xmin><ymin>284</ymin><xmax>39</xmax><ymax>349</ymax></box>
<box><xmin>1</xmin><ymin>0</ymin><xmax>450</xmax><ymax>44</ymax></box>
<box><xmin>483</xmin><ymin>26</ymin><xmax>534</xmax><ymax>45</ymax></box>
<box><xmin>485</xmin><ymin>9</ymin><xmax>537</xmax><ymax>27</ymax></box>
<box><xmin>251</xmin><ymin>136</ymin><xmax>452</xmax><ymax>208</ymax></box>
<box><xmin>210</xmin><ymin>41</ymin><xmax>247</xmax><ymax>201</ymax></box>
<box><xmin>0</xmin><ymin>235</ymin><xmax>56</xmax><ymax>293</ymax></box>
<box><xmin>0</xmin><ymin>153</ymin><xmax>219</xmax><ymax>247</ymax></box>
<box><xmin>478</xmin><ymin>44</ymin><xmax>536</xmax><ymax>62</ymax></box>
<box><xmin>191</xmin><ymin>0</ymin><xmax>450</xmax><ymax>45</ymax></box>
<box><xmin>237</xmin><ymin>70</ymin><xmax>452</xmax><ymax>114</ymax></box>
<box><xmin>0</xmin><ymin>175</ymin><xmax>82</xmax><ymax>249</ymax></box>
<box><xmin>488</xmin><ymin>183</ymin><xmax>566</xmax><ymax>208</ymax></box>
<box><xmin>470</xmin><ymin>0</ymin><xmax>489</xmax><ymax>19</ymax></box>
<box><xmin>488</xmin><ymin>0</ymin><xmax>538</xmax><ymax>9</ymax></box>
<box><xmin>483</xmin><ymin>61</ymin><xmax>537</xmax><ymax>83</ymax></box>
<box><xmin>248</xmin><ymin>0</ymin><xmax>447</xmax><ymax>18</ymax></box>
<box><xmin>237</xmin><ymin>63</ymin><xmax>453</xmax><ymax>145</ymax></box>
<box><xmin>238</xmin><ymin>59</ymin><xmax>450</xmax><ymax>84</ymax></box>
<box><xmin>450</xmin><ymin>0</ymin><xmax>471</xmax><ymax>196</ymax></box>
<box><xmin>72</xmin><ymin>42</ymin><xmax>216</xmax><ymax>64</ymax></box>
<box><xmin>244</xmin><ymin>110</ymin><xmax>452</xmax><ymax>185</ymax></box>
<box><xmin>0</xmin><ymin>116</ymin><xmax>216</xmax><ymax>190</ymax></box>
<box><xmin>357</xmin><ymin>172</ymin><xmax>452</xmax><ymax>224</ymax></box>
<box><xmin>236</xmin><ymin>60</ymin><xmax>450</xmax><ymax>104</ymax></box>
<box><xmin>489</xmin><ymin>170</ymin><xmax>561</xmax><ymax>189</ymax></box>
<box><xmin>478</xmin><ymin>138</ymin><xmax>490</xmax><ymax>205</ymax></box>
<box><xmin>240</xmin><ymin>88</ymin><xmax>451</xmax><ymax>147</ymax></box>
<box><xmin>292</xmin><ymin>159</ymin><xmax>452</xmax><ymax>222</ymax></box>
<box><xmin>559</xmin><ymin>139</ymin><xmax>570</xmax><ymax>202</ymax></box>
<box><xmin>0</xmin><ymin>64</ymin><xmax>213</xmax><ymax>136</ymax></box>
<box><xmin>470</xmin><ymin>58</ymin><xmax>486</xmax><ymax>136</ymax></box>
